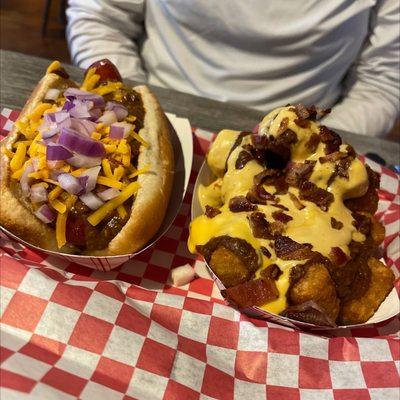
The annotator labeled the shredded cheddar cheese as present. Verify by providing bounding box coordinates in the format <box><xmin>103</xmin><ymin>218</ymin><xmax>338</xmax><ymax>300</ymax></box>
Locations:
<box><xmin>48</xmin><ymin>186</ymin><xmax>64</xmax><ymax>201</ymax></box>
<box><xmin>28</xmin><ymin>103</ymin><xmax>52</xmax><ymax>121</ymax></box>
<box><xmin>87</xmin><ymin>181</ymin><xmax>139</xmax><ymax>226</ymax></box>
<box><xmin>117</xmin><ymin>205</ymin><xmax>127</xmax><ymax>219</ymax></box>
<box><xmin>10</xmin><ymin>142</ymin><xmax>27</xmax><ymax>171</ymax></box>
<box><xmin>97</xmin><ymin>176</ymin><xmax>125</xmax><ymax>189</ymax></box>
<box><xmin>56</xmin><ymin>213</ymin><xmax>67</xmax><ymax>248</ymax></box>
<box><xmin>102</xmin><ymin>159</ymin><xmax>113</xmax><ymax>178</ymax></box>
<box><xmin>50</xmin><ymin>199</ymin><xmax>67</xmax><ymax>214</ymax></box>
<box><xmin>128</xmin><ymin>166</ymin><xmax>151</xmax><ymax>179</ymax></box>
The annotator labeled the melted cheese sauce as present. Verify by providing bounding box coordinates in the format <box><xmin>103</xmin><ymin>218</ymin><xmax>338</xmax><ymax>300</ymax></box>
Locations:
<box><xmin>188</xmin><ymin>107</ymin><xmax>369</xmax><ymax>314</ymax></box>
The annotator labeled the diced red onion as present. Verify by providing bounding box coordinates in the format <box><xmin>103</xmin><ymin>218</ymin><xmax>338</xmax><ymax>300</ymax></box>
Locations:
<box><xmin>45</xmin><ymin>111</ymin><xmax>70</xmax><ymax>124</ymax></box>
<box><xmin>89</xmin><ymin>108</ymin><xmax>102</xmax><ymax>121</ymax></box>
<box><xmin>44</xmin><ymin>88</ymin><xmax>61</xmax><ymax>101</ymax></box>
<box><xmin>79</xmin><ymin>192</ymin><xmax>104</xmax><ymax>210</ymax></box>
<box><xmin>70</xmin><ymin>118</ymin><xmax>96</xmax><ymax>136</ymax></box>
<box><xmin>58</xmin><ymin>173</ymin><xmax>83</xmax><ymax>195</ymax></box>
<box><xmin>41</xmin><ymin>126</ymin><xmax>60</xmax><ymax>139</ymax></box>
<box><xmin>110</xmin><ymin>122</ymin><xmax>132</xmax><ymax>139</ymax></box>
<box><xmin>20</xmin><ymin>163</ymin><xmax>34</xmax><ymax>197</ymax></box>
<box><xmin>77</xmin><ymin>175</ymin><xmax>89</xmax><ymax>191</ymax></box>
<box><xmin>97</xmin><ymin>187</ymin><xmax>120</xmax><ymax>201</ymax></box>
<box><xmin>63</xmin><ymin>88</ymin><xmax>105</xmax><ymax>108</ymax></box>
<box><xmin>62</xmin><ymin>100</ymin><xmax>74</xmax><ymax>112</ymax></box>
<box><xmin>106</xmin><ymin>102</ymin><xmax>128</xmax><ymax>121</ymax></box>
<box><xmin>59</xmin><ymin>127</ymin><xmax>105</xmax><ymax>158</ymax></box>
<box><xmin>171</xmin><ymin>264</ymin><xmax>196</xmax><ymax>287</ymax></box>
<box><xmin>97</xmin><ymin>110</ymin><xmax>117</xmax><ymax>126</ymax></box>
<box><xmin>69</xmin><ymin>100</ymin><xmax>92</xmax><ymax>119</ymax></box>
<box><xmin>109</xmin><ymin>125</ymin><xmax>124</xmax><ymax>139</ymax></box>
<box><xmin>30</xmin><ymin>184</ymin><xmax>48</xmax><ymax>203</ymax></box>
<box><xmin>77</xmin><ymin>166</ymin><xmax>101</xmax><ymax>193</ymax></box>
<box><xmin>46</xmin><ymin>143</ymin><xmax>73</xmax><ymax>161</ymax></box>
<box><xmin>34</xmin><ymin>204</ymin><xmax>56</xmax><ymax>224</ymax></box>
<box><xmin>67</xmin><ymin>154</ymin><xmax>102</xmax><ymax>168</ymax></box>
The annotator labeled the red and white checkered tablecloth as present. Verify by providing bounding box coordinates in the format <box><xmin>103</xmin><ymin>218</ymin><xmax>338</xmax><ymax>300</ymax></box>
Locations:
<box><xmin>0</xmin><ymin>108</ymin><xmax>399</xmax><ymax>400</ymax></box>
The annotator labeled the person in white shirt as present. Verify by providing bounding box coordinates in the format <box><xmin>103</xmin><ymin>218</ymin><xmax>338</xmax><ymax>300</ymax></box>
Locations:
<box><xmin>66</xmin><ymin>0</ymin><xmax>399</xmax><ymax>138</ymax></box>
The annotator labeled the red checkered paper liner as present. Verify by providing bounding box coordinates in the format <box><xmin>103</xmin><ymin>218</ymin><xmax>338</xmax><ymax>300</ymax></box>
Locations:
<box><xmin>1</xmin><ymin>108</ymin><xmax>399</xmax><ymax>400</ymax></box>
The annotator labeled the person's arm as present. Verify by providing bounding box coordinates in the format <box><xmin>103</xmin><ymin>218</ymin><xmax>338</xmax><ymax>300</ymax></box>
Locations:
<box><xmin>323</xmin><ymin>0</ymin><xmax>399</xmax><ymax>138</ymax></box>
<box><xmin>66</xmin><ymin>0</ymin><xmax>147</xmax><ymax>82</ymax></box>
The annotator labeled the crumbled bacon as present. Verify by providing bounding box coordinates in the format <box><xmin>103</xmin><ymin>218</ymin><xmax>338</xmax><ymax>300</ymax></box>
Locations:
<box><xmin>205</xmin><ymin>205</ymin><xmax>221</xmax><ymax>218</ymax></box>
<box><xmin>246</xmin><ymin>185</ymin><xmax>275</xmax><ymax>205</ymax></box>
<box><xmin>335</xmin><ymin>157</ymin><xmax>352</xmax><ymax>179</ymax></box>
<box><xmin>299</xmin><ymin>181</ymin><xmax>334</xmax><ymax>211</ymax></box>
<box><xmin>225</xmin><ymin>131</ymin><xmax>252</xmax><ymax>170</ymax></box>
<box><xmin>270</xmin><ymin>221</ymin><xmax>285</xmax><ymax>236</ymax></box>
<box><xmin>223</xmin><ymin>278</ymin><xmax>279</xmax><ymax>308</ymax></box>
<box><xmin>272</xmin><ymin>211</ymin><xmax>293</xmax><ymax>223</ymax></box>
<box><xmin>235</xmin><ymin>150</ymin><xmax>254</xmax><ymax>170</ymax></box>
<box><xmin>305</xmin><ymin>133</ymin><xmax>321</xmax><ymax>153</ymax></box>
<box><xmin>330</xmin><ymin>217</ymin><xmax>343</xmax><ymax>230</ymax></box>
<box><xmin>248</xmin><ymin>212</ymin><xmax>273</xmax><ymax>239</ymax></box>
<box><xmin>319</xmin><ymin>126</ymin><xmax>342</xmax><ymax>154</ymax></box>
<box><xmin>306</xmin><ymin>105</ymin><xmax>331</xmax><ymax>120</ymax></box>
<box><xmin>293</xmin><ymin>104</ymin><xmax>310</xmax><ymax>120</ymax></box>
<box><xmin>288</xmin><ymin>192</ymin><xmax>305</xmax><ymax>210</ymax></box>
<box><xmin>329</xmin><ymin>247</ymin><xmax>349</xmax><ymax>266</ymax></box>
<box><xmin>277</xmin><ymin>117</ymin><xmax>289</xmax><ymax>135</ymax></box>
<box><xmin>285</xmin><ymin>160</ymin><xmax>316</xmax><ymax>187</ymax></box>
<box><xmin>229</xmin><ymin>196</ymin><xmax>257</xmax><ymax>212</ymax></box>
<box><xmin>260</xmin><ymin>246</ymin><xmax>271</xmax><ymax>258</ymax></box>
<box><xmin>294</xmin><ymin>118</ymin><xmax>311</xmax><ymax>128</ymax></box>
<box><xmin>319</xmin><ymin>151</ymin><xmax>348</xmax><ymax>164</ymax></box>
<box><xmin>253</xmin><ymin>169</ymin><xmax>280</xmax><ymax>186</ymax></box>
<box><xmin>270</xmin><ymin>203</ymin><xmax>289</xmax><ymax>211</ymax></box>
<box><xmin>351</xmin><ymin>212</ymin><xmax>371</xmax><ymax>235</ymax></box>
<box><xmin>260</xmin><ymin>264</ymin><xmax>282</xmax><ymax>280</ymax></box>
<box><xmin>274</xmin><ymin>236</ymin><xmax>314</xmax><ymax>260</ymax></box>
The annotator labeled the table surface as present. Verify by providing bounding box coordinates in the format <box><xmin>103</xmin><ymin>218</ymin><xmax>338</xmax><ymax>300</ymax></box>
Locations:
<box><xmin>1</xmin><ymin>50</ymin><xmax>399</xmax><ymax>166</ymax></box>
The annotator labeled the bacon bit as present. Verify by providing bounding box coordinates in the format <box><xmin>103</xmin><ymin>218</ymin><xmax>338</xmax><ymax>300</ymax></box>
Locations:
<box><xmin>330</xmin><ymin>217</ymin><xmax>343</xmax><ymax>230</ymax></box>
<box><xmin>305</xmin><ymin>133</ymin><xmax>321</xmax><ymax>153</ymax></box>
<box><xmin>335</xmin><ymin>157</ymin><xmax>352</xmax><ymax>179</ymax></box>
<box><xmin>277</xmin><ymin>117</ymin><xmax>289</xmax><ymax>135</ymax></box>
<box><xmin>254</xmin><ymin>169</ymin><xmax>279</xmax><ymax>186</ymax></box>
<box><xmin>248</xmin><ymin>212</ymin><xmax>273</xmax><ymax>239</ymax></box>
<box><xmin>329</xmin><ymin>247</ymin><xmax>348</xmax><ymax>266</ymax></box>
<box><xmin>260</xmin><ymin>264</ymin><xmax>282</xmax><ymax>280</ymax></box>
<box><xmin>270</xmin><ymin>221</ymin><xmax>285</xmax><ymax>236</ymax></box>
<box><xmin>285</xmin><ymin>160</ymin><xmax>316</xmax><ymax>187</ymax></box>
<box><xmin>319</xmin><ymin>151</ymin><xmax>348</xmax><ymax>164</ymax></box>
<box><xmin>260</xmin><ymin>246</ymin><xmax>271</xmax><ymax>258</ymax></box>
<box><xmin>235</xmin><ymin>150</ymin><xmax>253</xmax><ymax>170</ymax></box>
<box><xmin>319</xmin><ymin>126</ymin><xmax>342</xmax><ymax>154</ymax></box>
<box><xmin>288</xmin><ymin>192</ymin><xmax>305</xmax><ymax>210</ymax></box>
<box><xmin>294</xmin><ymin>118</ymin><xmax>310</xmax><ymax>128</ymax></box>
<box><xmin>346</xmin><ymin>145</ymin><xmax>356</xmax><ymax>159</ymax></box>
<box><xmin>307</xmin><ymin>105</ymin><xmax>331</xmax><ymax>120</ymax></box>
<box><xmin>226</xmin><ymin>131</ymin><xmax>252</xmax><ymax>170</ymax></box>
<box><xmin>274</xmin><ymin>175</ymin><xmax>289</xmax><ymax>194</ymax></box>
<box><xmin>299</xmin><ymin>181</ymin><xmax>334</xmax><ymax>211</ymax></box>
<box><xmin>229</xmin><ymin>196</ymin><xmax>257</xmax><ymax>212</ymax></box>
<box><xmin>292</xmin><ymin>104</ymin><xmax>310</xmax><ymax>119</ymax></box>
<box><xmin>223</xmin><ymin>278</ymin><xmax>279</xmax><ymax>308</ymax></box>
<box><xmin>274</xmin><ymin>236</ymin><xmax>314</xmax><ymax>260</ymax></box>
<box><xmin>246</xmin><ymin>185</ymin><xmax>275</xmax><ymax>205</ymax></box>
<box><xmin>272</xmin><ymin>211</ymin><xmax>293</xmax><ymax>223</ymax></box>
<box><xmin>205</xmin><ymin>205</ymin><xmax>221</xmax><ymax>218</ymax></box>
<box><xmin>271</xmin><ymin>203</ymin><xmax>289</xmax><ymax>211</ymax></box>
<box><xmin>351</xmin><ymin>212</ymin><xmax>371</xmax><ymax>235</ymax></box>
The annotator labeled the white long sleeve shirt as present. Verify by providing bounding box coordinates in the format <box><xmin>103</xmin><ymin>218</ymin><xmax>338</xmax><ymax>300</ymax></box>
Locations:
<box><xmin>67</xmin><ymin>0</ymin><xmax>400</xmax><ymax>137</ymax></box>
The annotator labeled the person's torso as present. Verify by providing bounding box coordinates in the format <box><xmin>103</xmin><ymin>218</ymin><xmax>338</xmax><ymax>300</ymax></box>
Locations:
<box><xmin>140</xmin><ymin>0</ymin><xmax>374</xmax><ymax>112</ymax></box>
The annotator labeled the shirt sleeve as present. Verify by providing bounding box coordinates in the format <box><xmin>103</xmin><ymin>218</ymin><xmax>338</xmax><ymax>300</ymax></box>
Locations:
<box><xmin>66</xmin><ymin>0</ymin><xmax>147</xmax><ymax>82</ymax></box>
<box><xmin>322</xmin><ymin>0</ymin><xmax>400</xmax><ymax>138</ymax></box>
